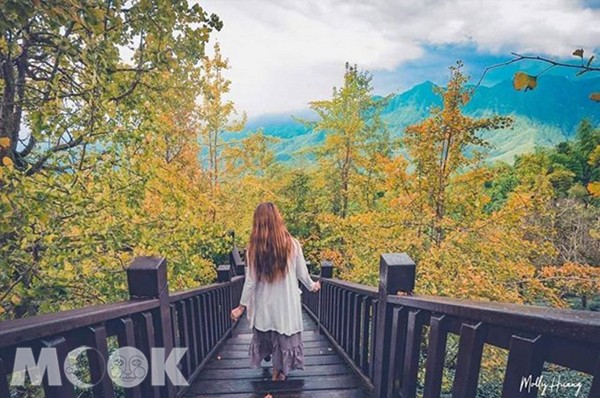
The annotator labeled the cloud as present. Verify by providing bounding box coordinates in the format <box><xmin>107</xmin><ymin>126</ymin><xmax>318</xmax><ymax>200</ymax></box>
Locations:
<box><xmin>200</xmin><ymin>0</ymin><xmax>600</xmax><ymax>116</ymax></box>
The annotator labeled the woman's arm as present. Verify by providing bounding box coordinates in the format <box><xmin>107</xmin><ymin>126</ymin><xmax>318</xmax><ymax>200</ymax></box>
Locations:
<box><xmin>232</xmin><ymin>262</ymin><xmax>255</xmax><ymax>320</ymax></box>
<box><xmin>295</xmin><ymin>239</ymin><xmax>320</xmax><ymax>292</ymax></box>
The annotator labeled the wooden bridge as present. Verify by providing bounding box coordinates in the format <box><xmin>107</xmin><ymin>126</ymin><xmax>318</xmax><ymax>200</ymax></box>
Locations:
<box><xmin>1</xmin><ymin>250</ymin><xmax>600</xmax><ymax>397</ymax></box>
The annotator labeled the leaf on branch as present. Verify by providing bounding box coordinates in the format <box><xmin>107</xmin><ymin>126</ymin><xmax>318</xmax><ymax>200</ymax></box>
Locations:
<box><xmin>2</xmin><ymin>157</ymin><xmax>14</xmax><ymax>167</ymax></box>
<box><xmin>590</xmin><ymin>93</ymin><xmax>600</xmax><ymax>102</ymax></box>
<box><xmin>10</xmin><ymin>294</ymin><xmax>21</xmax><ymax>305</ymax></box>
<box><xmin>0</xmin><ymin>137</ymin><xmax>10</xmax><ymax>148</ymax></box>
<box><xmin>588</xmin><ymin>182</ymin><xmax>600</xmax><ymax>197</ymax></box>
<box><xmin>573</xmin><ymin>48</ymin><xmax>584</xmax><ymax>58</ymax></box>
<box><xmin>513</xmin><ymin>72</ymin><xmax>537</xmax><ymax>91</ymax></box>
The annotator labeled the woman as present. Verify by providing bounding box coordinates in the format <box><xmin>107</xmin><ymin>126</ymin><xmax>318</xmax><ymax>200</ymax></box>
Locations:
<box><xmin>230</xmin><ymin>202</ymin><xmax>320</xmax><ymax>381</ymax></box>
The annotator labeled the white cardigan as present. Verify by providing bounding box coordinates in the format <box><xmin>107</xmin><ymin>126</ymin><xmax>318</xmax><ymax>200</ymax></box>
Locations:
<box><xmin>239</xmin><ymin>238</ymin><xmax>316</xmax><ymax>336</ymax></box>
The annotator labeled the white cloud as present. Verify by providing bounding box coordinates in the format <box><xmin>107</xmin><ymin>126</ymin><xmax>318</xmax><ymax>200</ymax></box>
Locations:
<box><xmin>200</xmin><ymin>0</ymin><xmax>600</xmax><ymax>116</ymax></box>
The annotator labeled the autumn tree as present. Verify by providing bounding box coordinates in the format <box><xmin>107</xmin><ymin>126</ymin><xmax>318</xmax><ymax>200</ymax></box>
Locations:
<box><xmin>0</xmin><ymin>1</ymin><xmax>225</xmax><ymax>319</ymax></box>
<box><xmin>308</xmin><ymin>63</ymin><xmax>395</xmax><ymax>218</ymax></box>
<box><xmin>404</xmin><ymin>62</ymin><xmax>513</xmax><ymax>246</ymax></box>
<box><xmin>198</xmin><ymin>42</ymin><xmax>246</xmax><ymax>195</ymax></box>
<box><xmin>0</xmin><ymin>0</ymin><xmax>221</xmax><ymax>173</ymax></box>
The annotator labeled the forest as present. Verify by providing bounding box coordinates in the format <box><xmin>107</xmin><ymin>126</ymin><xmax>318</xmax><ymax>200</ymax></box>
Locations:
<box><xmin>1</xmin><ymin>1</ymin><xmax>600</xmax><ymax>325</ymax></box>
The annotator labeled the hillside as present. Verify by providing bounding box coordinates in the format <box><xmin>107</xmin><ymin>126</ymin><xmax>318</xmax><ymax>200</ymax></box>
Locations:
<box><xmin>230</xmin><ymin>75</ymin><xmax>600</xmax><ymax>164</ymax></box>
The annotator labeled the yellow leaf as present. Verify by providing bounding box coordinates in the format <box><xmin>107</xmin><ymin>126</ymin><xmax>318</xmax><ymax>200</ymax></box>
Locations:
<box><xmin>590</xmin><ymin>93</ymin><xmax>600</xmax><ymax>103</ymax></box>
<box><xmin>588</xmin><ymin>182</ymin><xmax>600</xmax><ymax>197</ymax></box>
<box><xmin>2</xmin><ymin>157</ymin><xmax>13</xmax><ymax>167</ymax></box>
<box><xmin>0</xmin><ymin>306</ymin><xmax>5</xmax><ymax>315</ymax></box>
<box><xmin>11</xmin><ymin>294</ymin><xmax>21</xmax><ymax>305</ymax></box>
<box><xmin>513</xmin><ymin>72</ymin><xmax>537</xmax><ymax>92</ymax></box>
<box><xmin>0</xmin><ymin>137</ymin><xmax>10</xmax><ymax>148</ymax></box>
<box><xmin>64</xmin><ymin>261</ymin><xmax>73</xmax><ymax>272</ymax></box>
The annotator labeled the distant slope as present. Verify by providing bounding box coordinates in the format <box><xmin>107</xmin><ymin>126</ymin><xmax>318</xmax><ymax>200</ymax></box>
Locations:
<box><xmin>232</xmin><ymin>76</ymin><xmax>600</xmax><ymax>163</ymax></box>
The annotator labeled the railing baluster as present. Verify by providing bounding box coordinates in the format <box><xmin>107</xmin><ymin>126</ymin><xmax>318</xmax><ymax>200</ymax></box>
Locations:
<box><xmin>117</xmin><ymin>317</ymin><xmax>142</xmax><ymax>398</ymax></box>
<box><xmin>195</xmin><ymin>296</ymin><xmax>205</xmax><ymax>361</ymax></box>
<box><xmin>186</xmin><ymin>299</ymin><xmax>199</xmax><ymax>368</ymax></box>
<box><xmin>387</xmin><ymin>306</ymin><xmax>408</xmax><ymax>397</ymax></box>
<box><xmin>0</xmin><ymin>357</ymin><xmax>9</xmax><ymax>398</ymax></box>
<box><xmin>591</xmin><ymin>356</ymin><xmax>600</xmax><ymax>398</ymax></box>
<box><xmin>360</xmin><ymin>296</ymin><xmax>370</xmax><ymax>374</ymax></box>
<box><xmin>423</xmin><ymin>314</ymin><xmax>449</xmax><ymax>398</ymax></box>
<box><xmin>41</xmin><ymin>336</ymin><xmax>74</xmax><ymax>398</ymax></box>
<box><xmin>87</xmin><ymin>324</ymin><xmax>115</xmax><ymax>398</ymax></box>
<box><xmin>501</xmin><ymin>335</ymin><xmax>544</xmax><ymax>398</ymax></box>
<box><xmin>136</xmin><ymin>312</ymin><xmax>161</xmax><ymax>398</ymax></box>
<box><xmin>340</xmin><ymin>289</ymin><xmax>348</xmax><ymax>350</ymax></box>
<box><xmin>176</xmin><ymin>301</ymin><xmax>191</xmax><ymax>377</ymax></box>
<box><xmin>369</xmin><ymin>299</ymin><xmax>378</xmax><ymax>381</ymax></box>
<box><xmin>351</xmin><ymin>293</ymin><xmax>361</xmax><ymax>362</ymax></box>
<box><xmin>452</xmin><ymin>322</ymin><xmax>486</xmax><ymax>398</ymax></box>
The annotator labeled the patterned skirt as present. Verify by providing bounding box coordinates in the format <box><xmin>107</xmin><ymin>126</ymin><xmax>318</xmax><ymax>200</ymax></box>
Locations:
<box><xmin>249</xmin><ymin>328</ymin><xmax>304</xmax><ymax>375</ymax></box>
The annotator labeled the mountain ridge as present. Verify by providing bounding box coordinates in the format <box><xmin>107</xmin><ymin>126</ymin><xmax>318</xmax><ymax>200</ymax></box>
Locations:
<box><xmin>228</xmin><ymin>75</ymin><xmax>600</xmax><ymax>163</ymax></box>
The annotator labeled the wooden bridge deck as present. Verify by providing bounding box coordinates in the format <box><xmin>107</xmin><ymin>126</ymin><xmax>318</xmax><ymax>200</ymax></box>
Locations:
<box><xmin>184</xmin><ymin>309</ymin><xmax>372</xmax><ymax>397</ymax></box>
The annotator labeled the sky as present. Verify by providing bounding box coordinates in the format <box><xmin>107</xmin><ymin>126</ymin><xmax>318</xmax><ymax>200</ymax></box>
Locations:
<box><xmin>200</xmin><ymin>0</ymin><xmax>600</xmax><ymax>118</ymax></box>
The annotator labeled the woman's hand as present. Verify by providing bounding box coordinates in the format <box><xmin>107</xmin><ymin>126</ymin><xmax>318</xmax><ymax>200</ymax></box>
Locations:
<box><xmin>230</xmin><ymin>305</ymin><xmax>245</xmax><ymax>321</ymax></box>
<box><xmin>312</xmin><ymin>281</ymin><xmax>321</xmax><ymax>292</ymax></box>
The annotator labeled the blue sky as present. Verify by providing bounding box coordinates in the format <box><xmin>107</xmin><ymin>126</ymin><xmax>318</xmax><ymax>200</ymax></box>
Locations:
<box><xmin>201</xmin><ymin>0</ymin><xmax>600</xmax><ymax>118</ymax></box>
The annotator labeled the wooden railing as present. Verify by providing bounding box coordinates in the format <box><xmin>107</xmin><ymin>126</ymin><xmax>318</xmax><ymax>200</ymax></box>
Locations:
<box><xmin>302</xmin><ymin>253</ymin><xmax>600</xmax><ymax>398</ymax></box>
<box><xmin>0</xmin><ymin>256</ymin><xmax>244</xmax><ymax>398</ymax></box>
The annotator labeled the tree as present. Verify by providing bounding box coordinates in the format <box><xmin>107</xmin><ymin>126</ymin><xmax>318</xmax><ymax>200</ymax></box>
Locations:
<box><xmin>0</xmin><ymin>1</ymin><xmax>225</xmax><ymax>320</ymax></box>
<box><xmin>308</xmin><ymin>63</ymin><xmax>395</xmax><ymax>218</ymax></box>
<box><xmin>404</xmin><ymin>62</ymin><xmax>513</xmax><ymax>246</ymax></box>
<box><xmin>0</xmin><ymin>0</ymin><xmax>221</xmax><ymax>173</ymax></box>
<box><xmin>198</xmin><ymin>42</ymin><xmax>246</xmax><ymax>195</ymax></box>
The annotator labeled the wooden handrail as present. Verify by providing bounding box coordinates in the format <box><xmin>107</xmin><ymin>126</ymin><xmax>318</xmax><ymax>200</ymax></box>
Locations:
<box><xmin>388</xmin><ymin>294</ymin><xmax>600</xmax><ymax>345</ymax></box>
<box><xmin>0</xmin><ymin>257</ymin><xmax>245</xmax><ymax>398</ymax></box>
<box><xmin>302</xmin><ymin>253</ymin><xmax>600</xmax><ymax>398</ymax></box>
<box><xmin>0</xmin><ymin>299</ymin><xmax>159</xmax><ymax>349</ymax></box>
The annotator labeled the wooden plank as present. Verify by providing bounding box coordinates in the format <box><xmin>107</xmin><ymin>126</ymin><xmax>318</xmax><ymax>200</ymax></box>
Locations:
<box><xmin>217</xmin><ymin>347</ymin><xmax>337</xmax><ymax>359</ymax></box>
<box><xmin>186</xmin><ymin>298</ymin><xmax>199</xmax><ymax>368</ymax></box>
<box><xmin>87</xmin><ymin>324</ymin><xmax>115</xmax><ymax>398</ymax></box>
<box><xmin>186</xmin><ymin>374</ymin><xmax>361</xmax><ymax>395</ymax></box>
<box><xmin>198</xmin><ymin>363</ymin><xmax>352</xmax><ymax>380</ymax></box>
<box><xmin>206</xmin><ymin>354</ymin><xmax>344</xmax><ymax>370</ymax></box>
<box><xmin>221</xmin><ymin>340</ymin><xmax>333</xmax><ymax>350</ymax></box>
<box><xmin>452</xmin><ymin>322</ymin><xmax>486</xmax><ymax>398</ymax></box>
<box><xmin>186</xmin><ymin>388</ymin><xmax>370</xmax><ymax>398</ymax></box>
<box><xmin>423</xmin><ymin>315</ymin><xmax>449</xmax><ymax>398</ymax></box>
<box><xmin>501</xmin><ymin>335</ymin><xmax>544</xmax><ymax>398</ymax></box>
<box><xmin>41</xmin><ymin>336</ymin><xmax>75</xmax><ymax>398</ymax></box>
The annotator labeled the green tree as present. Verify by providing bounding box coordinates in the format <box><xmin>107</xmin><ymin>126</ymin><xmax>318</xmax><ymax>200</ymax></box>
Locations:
<box><xmin>308</xmin><ymin>63</ymin><xmax>395</xmax><ymax>218</ymax></box>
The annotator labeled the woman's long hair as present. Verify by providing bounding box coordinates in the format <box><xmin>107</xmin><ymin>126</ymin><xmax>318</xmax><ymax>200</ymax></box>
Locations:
<box><xmin>247</xmin><ymin>202</ymin><xmax>293</xmax><ymax>283</ymax></box>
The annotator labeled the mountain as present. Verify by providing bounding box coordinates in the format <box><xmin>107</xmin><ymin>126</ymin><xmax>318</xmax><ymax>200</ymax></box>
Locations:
<box><xmin>232</xmin><ymin>75</ymin><xmax>600</xmax><ymax>164</ymax></box>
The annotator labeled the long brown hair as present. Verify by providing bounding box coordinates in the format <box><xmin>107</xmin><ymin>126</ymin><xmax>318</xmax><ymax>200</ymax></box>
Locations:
<box><xmin>247</xmin><ymin>202</ymin><xmax>293</xmax><ymax>283</ymax></box>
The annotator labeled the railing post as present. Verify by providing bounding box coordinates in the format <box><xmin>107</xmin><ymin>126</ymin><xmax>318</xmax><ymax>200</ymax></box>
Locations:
<box><xmin>127</xmin><ymin>256</ymin><xmax>177</xmax><ymax>398</ymax></box>
<box><xmin>229</xmin><ymin>247</ymin><xmax>245</xmax><ymax>276</ymax></box>
<box><xmin>373</xmin><ymin>253</ymin><xmax>416</xmax><ymax>398</ymax></box>
<box><xmin>217</xmin><ymin>264</ymin><xmax>232</xmax><ymax>283</ymax></box>
<box><xmin>318</xmin><ymin>260</ymin><xmax>333</xmax><ymax>334</ymax></box>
